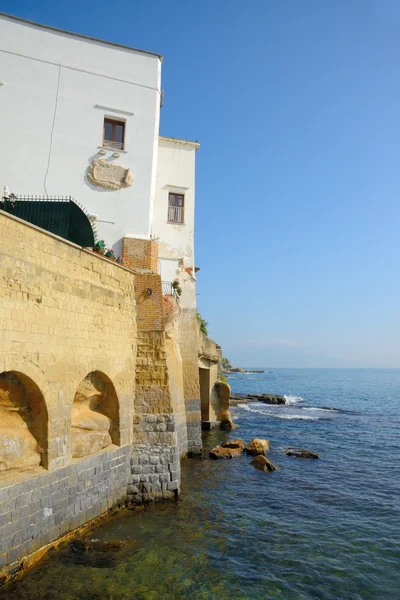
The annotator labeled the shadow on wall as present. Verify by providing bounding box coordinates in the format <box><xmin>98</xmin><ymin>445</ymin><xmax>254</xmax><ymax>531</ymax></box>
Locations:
<box><xmin>0</xmin><ymin>371</ymin><xmax>48</xmax><ymax>471</ymax></box>
<box><xmin>71</xmin><ymin>371</ymin><xmax>120</xmax><ymax>459</ymax></box>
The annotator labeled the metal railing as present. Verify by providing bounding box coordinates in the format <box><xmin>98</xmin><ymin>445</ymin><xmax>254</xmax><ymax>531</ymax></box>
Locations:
<box><xmin>168</xmin><ymin>205</ymin><xmax>184</xmax><ymax>224</ymax></box>
<box><xmin>0</xmin><ymin>194</ymin><xmax>96</xmax><ymax>248</ymax></box>
<box><xmin>162</xmin><ymin>281</ymin><xmax>178</xmax><ymax>298</ymax></box>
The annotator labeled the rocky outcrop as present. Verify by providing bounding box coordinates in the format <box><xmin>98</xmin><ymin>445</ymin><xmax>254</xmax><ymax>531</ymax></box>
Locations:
<box><xmin>230</xmin><ymin>393</ymin><xmax>285</xmax><ymax>405</ymax></box>
<box><xmin>251</xmin><ymin>455</ymin><xmax>277</xmax><ymax>472</ymax></box>
<box><xmin>209</xmin><ymin>445</ymin><xmax>243</xmax><ymax>459</ymax></box>
<box><xmin>71</xmin><ymin>374</ymin><xmax>112</xmax><ymax>459</ymax></box>
<box><xmin>245</xmin><ymin>438</ymin><xmax>270</xmax><ymax>456</ymax></box>
<box><xmin>221</xmin><ymin>439</ymin><xmax>245</xmax><ymax>450</ymax></box>
<box><xmin>0</xmin><ymin>373</ymin><xmax>41</xmax><ymax>472</ymax></box>
<box><xmin>215</xmin><ymin>381</ymin><xmax>234</xmax><ymax>430</ymax></box>
<box><xmin>226</xmin><ymin>367</ymin><xmax>264</xmax><ymax>373</ymax></box>
<box><xmin>284</xmin><ymin>448</ymin><xmax>319</xmax><ymax>459</ymax></box>
<box><xmin>248</xmin><ymin>394</ymin><xmax>285</xmax><ymax>405</ymax></box>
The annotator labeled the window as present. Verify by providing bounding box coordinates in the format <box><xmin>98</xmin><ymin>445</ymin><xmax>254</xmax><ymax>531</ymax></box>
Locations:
<box><xmin>103</xmin><ymin>118</ymin><xmax>125</xmax><ymax>150</ymax></box>
<box><xmin>168</xmin><ymin>193</ymin><xmax>184</xmax><ymax>223</ymax></box>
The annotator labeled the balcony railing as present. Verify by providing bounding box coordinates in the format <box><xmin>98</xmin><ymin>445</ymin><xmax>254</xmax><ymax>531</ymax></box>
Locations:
<box><xmin>168</xmin><ymin>205</ymin><xmax>184</xmax><ymax>224</ymax></box>
<box><xmin>162</xmin><ymin>281</ymin><xmax>178</xmax><ymax>299</ymax></box>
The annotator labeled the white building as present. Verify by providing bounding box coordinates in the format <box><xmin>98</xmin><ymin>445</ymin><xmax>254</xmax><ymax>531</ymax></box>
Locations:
<box><xmin>0</xmin><ymin>13</ymin><xmax>161</xmax><ymax>257</ymax></box>
<box><xmin>0</xmin><ymin>13</ymin><xmax>198</xmax><ymax>291</ymax></box>
<box><xmin>152</xmin><ymin>136</ymin><xmax>199</xmax><ymax>304</ymax></box>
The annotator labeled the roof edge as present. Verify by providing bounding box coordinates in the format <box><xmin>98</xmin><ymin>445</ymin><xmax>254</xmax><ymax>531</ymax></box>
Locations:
<box><xmin>159</xmin><ymin>135</ymin><xmax>200</xmax><ymax>149</ymax></box>
<box><xmin>0</xmin><ymin>12</ymin><xmax>163</xmax><ymax>61</ymax></box>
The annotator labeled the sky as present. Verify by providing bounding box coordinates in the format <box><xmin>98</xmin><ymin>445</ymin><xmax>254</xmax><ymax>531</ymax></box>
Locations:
<box><xmin>3</xmin><ymin>0</ymin><xmax>400</xmax><ymax>367</ymax></box>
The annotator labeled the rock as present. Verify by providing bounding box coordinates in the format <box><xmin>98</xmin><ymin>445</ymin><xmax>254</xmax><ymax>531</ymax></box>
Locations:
<box><xmin>71</xmin><ymin>429</ymin><xmax>112</xmax><ymax>458</ymax></box>
<box><xmin>229</xmin><ymin>394</ymin><xmax>248</xmax><ymax>406</ymax></box>
<box><xmin>285</xmin><ymin>447</ymin><xmax>319</xmax><ymax>459</ymax></box>
<box><xmin>251</xmin><ymin>455</ymin><xmax>277</xmax><ymax>472</ymax></box>
<box><xmin>215</xmin><ymin>381</ymin><xmax>234</xmax><ymax>427</ymax></box>
<box><xmin>71</xmin><ymin>406</ymin><xmax>111</xmax><ymax>431</ymax></box>
<box><xmin>245</xmin><ymin>438</ymin><xmax>270</xmax><ymax>456</ymax></box>
<box><xmin>69</xmin><ymin>539</ymin><xmax>129</xmax><ymax>568</ymax></box>
<box><xmin>0</xmin><ymin>430</ymin><xmax>41</xmax><ymax>471</ymax></box>
<box><xmin>221</xmin><ymin>439</ymin><xmax>245</xmax><ymax>450</ymax></box>
<box><xmin>209</xmin><ymin>445</ymin><xmax>243</xmax><ymax>459</ymax></box>
<box><xmin>71</xmin><ymin>539</ymin><xmax>126</xmax><ymax>554</ymax></box>
<box><xmin>220</xmin><ymin>418</ymin><xmax>238</xmax><ymax>431</ymax></box>
<box><xmin>229</xmin><ymin>367</ymin><xmax>245</xmax><ymax>373</ymax></box>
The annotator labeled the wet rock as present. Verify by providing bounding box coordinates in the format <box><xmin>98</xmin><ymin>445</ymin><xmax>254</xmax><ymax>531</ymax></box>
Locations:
<box><xmin>209</xmin><ymin>445</ymin><xmax>243</xmax><ymax>459</ymax></box>
<box><xmin>285</xmin><ymin>447</ymin><xmax>319</xmax><ymax>459</ymax></box>
<box><xmin>221</xmin><ymin>439</ymin><xmax>245</xmax><ymax>450</ymax></box>
<box><xmin>245</xmin><ymin>438</ymin><xmax>270</xmax><ymax>456</ymax></box>
<box><xmin>246</xmin><ymin>394</ymin><xmax>285</xmax><ymax>405</ymax></box>
<box><xmin>229</xmin><ymin>394</ymin><xmax>248</xmax><ymax>406</ymax></box>
<box><xmin>251</xmin><ymin>455</ymin><xmax>277</xmax><ymax>472</ymax></box>
<box><xmin>220</xmin><ymin>419</ymin><xmax>238</xmax><ymax>431</ymax></box>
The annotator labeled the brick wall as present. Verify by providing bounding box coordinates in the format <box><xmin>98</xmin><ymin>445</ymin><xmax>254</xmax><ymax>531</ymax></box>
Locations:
<box><xmin>122</xmin><ymin>238</ymin><xmax>158</xmax><ymax>272</ymax></box>
<box><xmin>135</xmin><ymin>273</ymin><xmax>165</xmax><ymax>331</ymax></box>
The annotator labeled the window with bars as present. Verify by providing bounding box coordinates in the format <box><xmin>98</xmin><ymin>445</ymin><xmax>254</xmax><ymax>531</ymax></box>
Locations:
<box><xmin>103</xmin><ymin>118</ymin><xmax>125</xmax><ymax>150</ymax></box>
<box><xmin>168</xmin><ymin>193</ymin><xmax>184</xmax><ymax>223</ymax></box>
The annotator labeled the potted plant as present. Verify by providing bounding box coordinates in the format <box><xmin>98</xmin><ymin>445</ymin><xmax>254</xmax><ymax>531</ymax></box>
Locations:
<box><xmin>116</xmin><ymin>255</ymin><xmax>124</xmax><ymax>265</ymax></box>
<box><xmin>172</xmin><ymin>279</ymin><xmax>182</xmax><ymax>296</ymax></box>
<box><xmin>94</xmin><ymin>240</ymin><xmax>106</xmax><ymax>255</ymax></box>
<box><xmin>105</xmin><ymin>248</ymin><xmax>116</xmax><ymax>260</ymax></box>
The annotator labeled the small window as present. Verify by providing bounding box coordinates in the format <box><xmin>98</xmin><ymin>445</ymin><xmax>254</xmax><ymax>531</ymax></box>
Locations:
<box><xmin>103</xmin><ymin>118</ymin><xmax>125</xmax><ymax>150</ymax></box>
<box><xmin>168</xmin><ymin>193</ymin><xmax>184</xmax><ymax>224</ymax></box>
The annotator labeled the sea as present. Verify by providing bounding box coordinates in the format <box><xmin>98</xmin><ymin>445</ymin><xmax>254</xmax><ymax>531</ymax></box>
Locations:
<box><xmin>2</xmin><ymin>368</ymin><xmax>400</xmax><ymax>600</ymax></box>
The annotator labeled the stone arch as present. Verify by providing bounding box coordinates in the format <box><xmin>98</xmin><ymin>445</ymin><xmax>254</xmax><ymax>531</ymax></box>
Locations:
<box><xmin>0</xmin><ymin>371</ymin><xmax>48</xmax><ymax>471</ymax></box>
<box><xmin>71</xmin><ymin>371</ymin><xmax>120</xmax><ymax>459</ymax></box>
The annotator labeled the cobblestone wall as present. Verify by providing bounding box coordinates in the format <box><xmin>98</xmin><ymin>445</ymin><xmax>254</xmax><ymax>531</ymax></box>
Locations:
<box><xmin>128</xmin><ymin>414</ymin><xmax>180</xmax><ymax>503</ymax></box>
<box><xmin>0</xmin><ymin>446</ymin><xmax>130</xmax><ymax>570</ymax></box>
<box><xmin>185</xmin><ymin>399</ymin><xmax>202</xmax><ymax>456</ymax></box>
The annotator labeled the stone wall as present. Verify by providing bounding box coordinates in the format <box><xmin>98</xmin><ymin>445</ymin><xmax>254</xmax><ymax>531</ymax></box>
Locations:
<box><xmin>133</xmin><ymin>267</ymin><xmax>182</xmax><ymax>491</ymax></box>
<box><xmin>0</xmin><ymin>445</ymin><xmax>130</xmax><ymax>570</ymax></box>
<box><xmin>127</xmin><ymin>414</ymin><xmax>180</xmax><ymax>503</ymax></box>
<box><xmin>0</xmin><ymin>212</ymin><xmax>137</xmax><ymax>570</ymax></box>
<box><xmin>179</xmin><ymin>309</ymin><xmax>202</xmax><ymax>455</ymax></box>
<box><xmin>0</xmin><ymin>211</ymin><xmax>136</xmax><ymax>470</ymax></box>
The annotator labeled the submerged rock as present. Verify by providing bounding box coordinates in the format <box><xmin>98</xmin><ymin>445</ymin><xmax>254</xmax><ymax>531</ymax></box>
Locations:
<box><xmin>69</xmin><ymin>539</ymin><xmax>129</xmax><ymax>569</ymax></box>
<box><xmin>71</xmin><ymin>539</ymin><xmax>126</xmax><ymax>554</ymax></box>
<box><xmin>284</xmin><ymin>447</ymin><xmax>319</xmax><ymax>459</ymax></box>
<box><xmin>245</xmin><ymin>438</ymin><xmax>270</xmax><ymax>456</ymax></box>
<box><xmin>209</xmin><ymin>445</ymin><xmax>243</xmax><ymax>459</ymax></box>
<box><xmin>221</xmin><ymin>439</ymin><xmax>245</xmax><ymax>450</ymax></box>
<box><xmin>251</xmin><ymin>455</ymin><xmax>277</xmax><ymax>472</ymax></box>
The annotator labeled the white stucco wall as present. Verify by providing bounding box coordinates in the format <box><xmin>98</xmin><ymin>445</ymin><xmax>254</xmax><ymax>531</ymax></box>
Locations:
<box><xmin>0</xmin><ymin>14</ymin><xmax>161</xmax><ymax>256</ymax></box>
<box><xmin>152</xmin><ymin>137</ymin><xmax>199</xmax><ymax>307</ymax></box>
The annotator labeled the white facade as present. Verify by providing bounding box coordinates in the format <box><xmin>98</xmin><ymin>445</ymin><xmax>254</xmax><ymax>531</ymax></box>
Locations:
<box><xmin>152</xmin><ymin>136</ymin><xmax>199</xmax><ymax>308</ymax></box>
<box><xmin>0</xmin><ymin>14</ymin><xmax>162</xmax><ymax>255</ymax></box>
<box><xmin>0</xmin><ymin>14</ymin><xmax>200</xmax><ymax>303</ymax></box>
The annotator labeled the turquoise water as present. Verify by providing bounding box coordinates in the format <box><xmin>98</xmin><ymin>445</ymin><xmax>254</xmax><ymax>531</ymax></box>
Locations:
<box><xmin>2</xmin><ymin>368</ymin><xmax>400</xmax><ymax>599</ymax></box>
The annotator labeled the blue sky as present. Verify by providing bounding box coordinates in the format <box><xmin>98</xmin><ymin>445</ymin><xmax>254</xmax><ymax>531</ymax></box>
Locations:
<box><xmin>3</xmin><ymin>0</ymin><xmax>400</xmax><ymax>367</ymax></box>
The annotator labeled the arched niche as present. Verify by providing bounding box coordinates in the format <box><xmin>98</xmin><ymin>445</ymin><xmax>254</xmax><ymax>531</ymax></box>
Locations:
<box><xmin>71</xmin><ymin>371</ymin><xmax>120</xmax><ymax>459</ymax></box>
<box><xmin>0</xmin><ymin>371</ymin><xmax>48</xmax><ymax>471</ymax></box>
